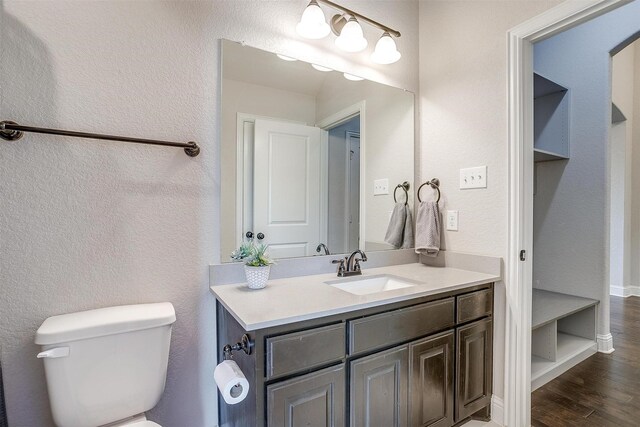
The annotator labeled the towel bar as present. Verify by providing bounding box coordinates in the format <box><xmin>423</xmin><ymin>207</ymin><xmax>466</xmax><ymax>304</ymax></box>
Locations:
<box><xmin>417</xmin><ymin>178</ymin><xmax>441</xmax><ymax>203</ymax></box>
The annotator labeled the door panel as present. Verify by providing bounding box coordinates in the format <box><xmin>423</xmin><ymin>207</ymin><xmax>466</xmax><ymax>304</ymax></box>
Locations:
<box><xmin>254</xmin><ymin>119</ymin><xmax>322</xmax><ymax>258</ymax></box>
<box><xmin>267</xmin><ymin>364</ymin><xmax>345</xmax><ymax>427</ymax></box>
<box><xmin>409</xmin><ymin>331</ymin><xmax>454</xmax><ymax>427</ymax></box>
<box><xmin>350</xmin><ymin>345</ymin><xmax>408</xmax><ymax>427</ymax></box>
<box><xmin>456</xmin><ymin>319</ymin><xmax>493</xmax><ymax>421</ymax></box>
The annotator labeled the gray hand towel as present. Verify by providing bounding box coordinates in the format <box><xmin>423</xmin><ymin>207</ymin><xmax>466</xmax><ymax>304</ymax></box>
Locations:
<box><xmin>415</xmin><ymin>201</ymin><xmax>440</xmax><ymax>257</ymax></box>
<box><xmin>401</xmin><ymin>204</ymin><xmax>414</xmax><ymax>249</ymax></box>
<box><xmin>384</xmin><ymin>202</ymin><xmax>407</xmax><ymax>248</ymax></box>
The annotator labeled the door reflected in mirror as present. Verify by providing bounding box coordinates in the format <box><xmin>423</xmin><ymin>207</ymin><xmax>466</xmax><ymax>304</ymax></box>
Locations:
<box><xmin>220</xmin><ymin>39</ymin><xmax>414</xmax><ymax>262</ymax></box>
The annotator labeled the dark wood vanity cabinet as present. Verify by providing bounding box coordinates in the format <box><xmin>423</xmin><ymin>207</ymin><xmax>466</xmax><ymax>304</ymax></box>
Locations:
<box><xmin>216</xmin><ymin>283</ymin><xmax>494</xmax><ymax>427</ymax></box>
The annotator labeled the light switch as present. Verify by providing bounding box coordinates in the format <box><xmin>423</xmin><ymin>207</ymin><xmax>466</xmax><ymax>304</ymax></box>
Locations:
<box><xmin>446</xmin><ymin>210</ymin><xmax>459</xmax><ymax>231</ymax></box>
<box><xmin>460</xmin><ymin>166</ymin><xmax>487</xmax><ymax>189</ymax></box>
<box><xmin>374</xmin><ymin>178</ymin><xmax>389</xmax><ymax>195</ymax></box>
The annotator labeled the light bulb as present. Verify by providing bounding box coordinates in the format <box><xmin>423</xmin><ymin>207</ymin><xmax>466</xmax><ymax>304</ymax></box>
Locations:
<box><xmin>276</xmin><ymin>54</ymin><xmax>297</xmax><ymax>62</ymax></box>
<box><xmin>335</xmin><ymin>17</ymin><xmax>368</xmax><ymax>53</ymax></box>
<box><xmin>296</xmin><ymin>0</ymin><xmax>331</xmax><ymax>40</ymax></box>
<box><xmin>343</xmin><ymin>73</ymin><xmax>364</xmax><ymax>81</ymax></box>
<box><xmin>311</xmin><ymin>64</ymin><xmax>333</xmax><ymax>72</ymax></box>
<box><xmin>371</xmin><ymin>32</ymin><xmax>401</xmax><ymax>64</ymax></box>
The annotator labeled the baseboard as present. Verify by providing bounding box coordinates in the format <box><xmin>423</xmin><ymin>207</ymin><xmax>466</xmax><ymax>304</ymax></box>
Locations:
<box><xmin>491</xmin><ymin>395</ymin><xmax>504</xmax><ymax>426</ymax></box>
<box><xmin>597</xmin><ymin>333</ymin><xmax>615</xmax><ymax>353</ymax></box>
<box><xmin>610</xmin><ymin>285</ymin><xmax>640</xmax><ymax>297</ymax></box>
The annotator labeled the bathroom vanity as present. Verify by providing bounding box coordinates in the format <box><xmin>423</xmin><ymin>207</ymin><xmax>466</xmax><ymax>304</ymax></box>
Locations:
<box><xmin>211</xmin><ymin>262</ymin><xmax>497</xmax><ymax>427</ymax></box>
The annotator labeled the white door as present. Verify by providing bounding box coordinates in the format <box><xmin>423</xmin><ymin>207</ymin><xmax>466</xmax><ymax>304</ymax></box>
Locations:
<box><xmin>253</xmin><ymin>119</ymin><xmax>323</xmax><ymax>258</ymax></box>
<box><xmin>346</xmin><ymin>132</ymin><xmax>360</xmax><ymax>251</ymax></box>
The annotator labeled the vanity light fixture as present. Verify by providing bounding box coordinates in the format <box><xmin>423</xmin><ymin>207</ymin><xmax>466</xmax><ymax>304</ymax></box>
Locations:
<box><xmin>296</xmin><ymin>0</ymin><xmax>401</xmax><ymax>64</ymax></box>
<box><xmin>335</xmin><ymin>16</ymin><xmax>367</xmax><ymax>53</ymax></box>
<box><xmin>311</xmin><ymin>63</ymin><xmax>333</xmax><ymax>72</ymax></box>
<box><xmin>343</xmin><ymin>73</ymin><xmax>364</xmax><ymax>81</ymax></box>
<box><xmin>371</xmin><ymin>32</ymin><xmax>401</xmax><ymax>64</ymax></box>
<box><xmin>296</xmin><ymin>0</ymin><xmax>331</xmax><ymax>39</ymax></box>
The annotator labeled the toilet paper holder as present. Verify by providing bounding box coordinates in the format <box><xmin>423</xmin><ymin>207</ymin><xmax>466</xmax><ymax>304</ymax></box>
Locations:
<box><xmin>223</xmin><ymin>334</ymin><xmax>253</xmax><ymax>360</ymax></box>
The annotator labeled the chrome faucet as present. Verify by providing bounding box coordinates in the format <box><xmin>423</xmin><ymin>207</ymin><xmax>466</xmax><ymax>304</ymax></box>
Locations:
<box><xmin>332</xmin><ymin>250</ymin><xmax>367</xmax><ymax>277</ymax></box>
<box><xmin>316</xmin><ymin>243</ymin><xmax>330</xmax><ymax>255</ymax></box>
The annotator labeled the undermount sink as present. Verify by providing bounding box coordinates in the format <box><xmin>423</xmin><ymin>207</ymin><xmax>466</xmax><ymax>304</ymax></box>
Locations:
<box><xmin>325</xmin><ymin>274</ymin><xmax>418</xmax><ymax>296</ymax></box>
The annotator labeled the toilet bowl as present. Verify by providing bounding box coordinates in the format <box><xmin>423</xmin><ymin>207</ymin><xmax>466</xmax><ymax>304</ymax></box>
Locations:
<box><xmin>35</xmin><ymin>303</ymin><xmax>176</xmax><ymax>427</ymax></box>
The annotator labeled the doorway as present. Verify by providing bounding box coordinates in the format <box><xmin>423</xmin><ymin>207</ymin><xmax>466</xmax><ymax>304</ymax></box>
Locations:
<box><xmin>506</xmin><ymin>0</ymin><xmax>633</xmax><ymax>425</ymax></box>
<box><xmin>327</xmin><ymin>116</ymin><xmax>361</xmax><ymax>254</ymax></box>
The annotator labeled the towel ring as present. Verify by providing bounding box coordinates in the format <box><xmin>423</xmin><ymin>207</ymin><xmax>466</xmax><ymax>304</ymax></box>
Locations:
<box><xmin>417</xmin><ymin>178</ymin><xmax>441</xmax><ymax>203</ymax></box>
<box><xmin>393</xmin><ymin>182</ymin><xmax>410</xmax><ymax>205</ymax></box>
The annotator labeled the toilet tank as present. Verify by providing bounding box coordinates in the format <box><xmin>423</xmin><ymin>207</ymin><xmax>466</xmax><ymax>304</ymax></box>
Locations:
<box><xmin>35</xmin><ymin>303</ymin><xmax>176</xmax><ymax>427</ymax></box>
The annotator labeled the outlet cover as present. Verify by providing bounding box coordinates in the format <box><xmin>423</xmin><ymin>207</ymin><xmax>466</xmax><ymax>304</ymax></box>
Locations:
<box><xmin>446</xmin><ymin>210</ymin><xmax>459</xmax><ymax>231</ymax></box>
<box><xmin>374</xmin><ymin>178</ymin><xmax>389</xmax><ymax>195</ymax></box>
<box><xmin>460</xmin><ymin>166</ymin><xmax>487</xmax><ymax>189</ymax></box>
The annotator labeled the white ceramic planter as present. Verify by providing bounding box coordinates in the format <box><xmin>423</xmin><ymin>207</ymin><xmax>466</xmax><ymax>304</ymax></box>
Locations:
<box><xmin>244</xmin><ymin>265</ymin><xmax>271</xmax><ymax>289</ymax></box>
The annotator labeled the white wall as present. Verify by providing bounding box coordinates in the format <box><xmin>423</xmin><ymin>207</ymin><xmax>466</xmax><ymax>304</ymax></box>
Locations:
<box><xmin>0</xmin><ymin>1</ymin><xmax>419</xmax><ymax>426</ymax></box>
<box><xmin>418</xmin><ymin>0</ymin><xmax>563</xmax><ymax>402</ymax></box>
<box><xmin>532</xmin><ymin>1</ymin><xmax>640</xmax><ymax>341</ymax></box>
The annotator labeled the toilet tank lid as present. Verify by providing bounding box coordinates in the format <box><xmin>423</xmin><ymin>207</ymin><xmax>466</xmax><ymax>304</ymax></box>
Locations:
<box><xmin>35</xmin><ymin>302</ymin><xmax>176</xmax><ymax>345</ymax></box>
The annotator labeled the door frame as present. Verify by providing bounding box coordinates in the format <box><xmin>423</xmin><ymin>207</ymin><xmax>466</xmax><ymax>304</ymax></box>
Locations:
<box><xmin>317</xmin><ymin>101</ymin><xmax>366</xmax><ymax>251</ymax></box>
<box><xmin>505</xmin><ymin>0</ymin><xmax>629</xmax><ymax>425</ymax></box>
<box><xmin>345</xmin><ymin>130</ymin><xmax>361</xmax><ymax>251</ymax></box>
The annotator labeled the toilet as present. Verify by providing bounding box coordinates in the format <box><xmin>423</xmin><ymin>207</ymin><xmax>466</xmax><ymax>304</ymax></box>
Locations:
<box><xmin>35</xmin><ymin>303</ymin><xmax>176</xmax><ymax>427</ymax></box>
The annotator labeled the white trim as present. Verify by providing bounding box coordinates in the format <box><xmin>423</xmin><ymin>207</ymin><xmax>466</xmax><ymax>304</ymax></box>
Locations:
<box><xmin>597</xmin><ymin>333</ymin><xmax>615</xmax><ymax>353</ymax></box>
<box><xmin>610</xmin><ymin>285</ymin><xmax>640</xmax><ymax>297</ymax></box>
<box><xmin>318</xmin><ymin>101</ymin><xmax>367</xmax><ymax>251</ymax></box>
<box><xmin>506</xmin><ymin>1</ymin><xmax>629</xmax><ymax>426</ymax></box>
<box><xmin>491</xmin><ymin>395</ymin><xmax>505</xmax><ymax>426</ymax></box>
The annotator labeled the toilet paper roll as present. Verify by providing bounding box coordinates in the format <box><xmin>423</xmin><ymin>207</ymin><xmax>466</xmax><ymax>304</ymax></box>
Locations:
<box><xmin>214</xmin><ymin>360</ymin><xmax>250</xmax><ymax>405</ymax></box>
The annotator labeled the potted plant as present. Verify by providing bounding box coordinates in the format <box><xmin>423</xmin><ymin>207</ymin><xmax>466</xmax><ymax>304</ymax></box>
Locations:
<box><xmin>231</xmin><ymin>240</ymin><xmax>275</xmax><ymax>289</ymax></box>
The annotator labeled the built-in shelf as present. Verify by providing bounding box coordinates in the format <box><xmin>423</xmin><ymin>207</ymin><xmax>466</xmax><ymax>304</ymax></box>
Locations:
<box><xmin>534</xmin><ymin>73</ymin><xmax>569</xmax><ymax>162</ymax></box>
<box><xmin>531</xmin><ymin>289</ymin><xmax>598</xmax><ymax>390</ymax></box>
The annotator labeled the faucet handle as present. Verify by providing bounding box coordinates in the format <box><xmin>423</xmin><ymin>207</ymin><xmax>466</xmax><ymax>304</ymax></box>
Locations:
<box><xmin>331</xmin><ymin>258</ymin><xmax>346</xmax><ymax>276</ymax></box>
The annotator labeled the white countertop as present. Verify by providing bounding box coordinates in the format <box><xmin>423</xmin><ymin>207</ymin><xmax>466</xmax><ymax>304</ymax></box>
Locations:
<box><xmin>210</xmin><ymin>263</ymin><xmax>499</xmax><ymax>331</ymax></box>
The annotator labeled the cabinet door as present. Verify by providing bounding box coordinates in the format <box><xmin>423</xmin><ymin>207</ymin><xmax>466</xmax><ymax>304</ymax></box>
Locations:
<box><xmin>456</xmin><ymin>319</ymin><xmax>493</xmax><ymax>421</ymax></box>
<box><xmin>350</xmin><ymin>345</ymin><xmax>408</xmax><ymax>427</ymax></box>
<box><xmin>409</xmin><ymin>331</ymin><xmax>454</xmax><ymax>427</ymax></box>
<box><xmin>267</xmin><ymin>364</ymin><xmax>345</xmax><ymax>427</ymax></box>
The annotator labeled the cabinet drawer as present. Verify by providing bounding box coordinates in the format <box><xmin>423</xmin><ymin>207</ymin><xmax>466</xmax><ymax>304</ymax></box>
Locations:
<box><xmin>349</xmin><ymin>298</ymin><xmax>455</xmax><ymax>355</ymax></box>
<box><xmin>266</xmin><ymin>323</ymin><xmax>345</xmax><ymax>379</ymax></box>
<box><xmin>457</xmin><ymin>289</ymin><xmax>493</xmax><ymax>324</ymax></box>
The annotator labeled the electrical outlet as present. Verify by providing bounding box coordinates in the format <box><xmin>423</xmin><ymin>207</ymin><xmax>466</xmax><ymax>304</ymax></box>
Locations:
<box><xmin>446</xmin><ymin>210</ymin><xmax>459</xmax><ymax>231</ymax></box>
<box><xmin>460</xmin><ymin>166</ymin><xmax>487</xmax><ymax>189</ymax></box>
<box><xmin>374</xmin><ymin>178</ymin><xmax>389</xmax><ymax>195</ymax></box>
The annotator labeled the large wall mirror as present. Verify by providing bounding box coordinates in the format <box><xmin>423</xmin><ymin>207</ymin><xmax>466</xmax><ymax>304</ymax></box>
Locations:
<box><xmin>220</xmin><ymin>39</ymin><xmax>415</xmax><ymax>262</ymax></box>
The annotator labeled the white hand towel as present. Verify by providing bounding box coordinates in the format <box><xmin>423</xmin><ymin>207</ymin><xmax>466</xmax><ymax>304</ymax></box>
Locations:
<box><xmin>384</xmin><ymin>203</ymin><xmax>407</xmax><ymax>248</ymax></box>
<box><xmin>415</xmin><ymin>201</ymin><xmax>440</xmax><ymax>257</ymax></box>
<box><xmin>401</xmin><ymin>204</ymin><xmax>414</xmax><ymax>249</ymax></box>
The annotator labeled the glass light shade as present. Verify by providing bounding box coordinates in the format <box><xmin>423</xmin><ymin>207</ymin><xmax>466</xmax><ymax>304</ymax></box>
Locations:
<box><xmin>296</xmin><ymin>1</ymin><xmax>331</xmax><ymax>39</ymax></box>
<box><xmin>276</xmin><ymin>54</ymin><xmax>297</xmax><ymax>62</ymax></box>
<box><xmin>311</xmin><ymin>64</ymin><xmax>333</xmax><ymax>72</ymax></box>
<box><xmin>371</xmin><ymin>32</ymin><xmax>401</xmax><ymax>64</ymax></box>
<box><xmin>335</xmin><ymin>18</ymin><xmax>368</xmax><ymax>53</ymax></box>
<box><xmin>343</xmin><ymin>73</ymin><xmax>364</xmax><ymax>81</ymax></box>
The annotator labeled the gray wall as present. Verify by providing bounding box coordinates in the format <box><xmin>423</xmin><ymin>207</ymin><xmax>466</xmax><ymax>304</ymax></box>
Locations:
<box><xmin>0</xmin><ymin>1</ymin><xmax>419</xmax><ymax>426</ymax></box>
<box><xmin>533</xmin><ymin>0</ymin><xmax>640</xmax><ymax>337</ymax></box>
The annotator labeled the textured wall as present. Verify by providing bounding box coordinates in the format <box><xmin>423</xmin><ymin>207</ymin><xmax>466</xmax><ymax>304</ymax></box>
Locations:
<box><xmin>0</xmin><ymin>1</ymin><xmax>418</xmax><ymax>426</ymax></box>
<box><xmin>533</xmin><ymin>0</ymin><xmax>640</xmax><ymax>338</ymax></box>
<box><xmin>418</xmin><ymin>0</ymin><xmax>562</xmax><ymax>401</ymax></box>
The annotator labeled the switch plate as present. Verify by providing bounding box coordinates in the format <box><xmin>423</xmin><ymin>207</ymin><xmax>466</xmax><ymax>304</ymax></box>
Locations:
<box><xmin>460</xmin><ymin>166</ymin><xmax>487</xmax><ymax>189</ymax></box>
<box><xmin>374</xmin><ymin>178</ymin><xmax>389</xmax><ymax>195</ymax></box>
<box><xmin>446</xmin><ymin>210</ymin><xmax>459</xmax><ymax>231</ymax></box>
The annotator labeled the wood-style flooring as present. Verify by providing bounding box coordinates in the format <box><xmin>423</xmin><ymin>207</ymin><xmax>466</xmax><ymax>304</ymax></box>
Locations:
<box><xmin>531</xmin><ymin>296</ymin><xmax>640</xmax><ymax>426</ymax></box>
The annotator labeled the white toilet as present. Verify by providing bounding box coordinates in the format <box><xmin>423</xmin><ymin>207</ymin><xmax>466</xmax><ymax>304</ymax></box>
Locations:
<box><xmin>35</xmin><ymin>303</ymin><xmax>176</xmax><ymax>427</ymax></box>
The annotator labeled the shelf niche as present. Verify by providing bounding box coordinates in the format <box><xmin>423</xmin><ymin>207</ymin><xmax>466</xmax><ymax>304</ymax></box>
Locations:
<box><xmin>534</xmin><ymin>73</ymin><xmax>569</xmax><ymax>162</ymax></box>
